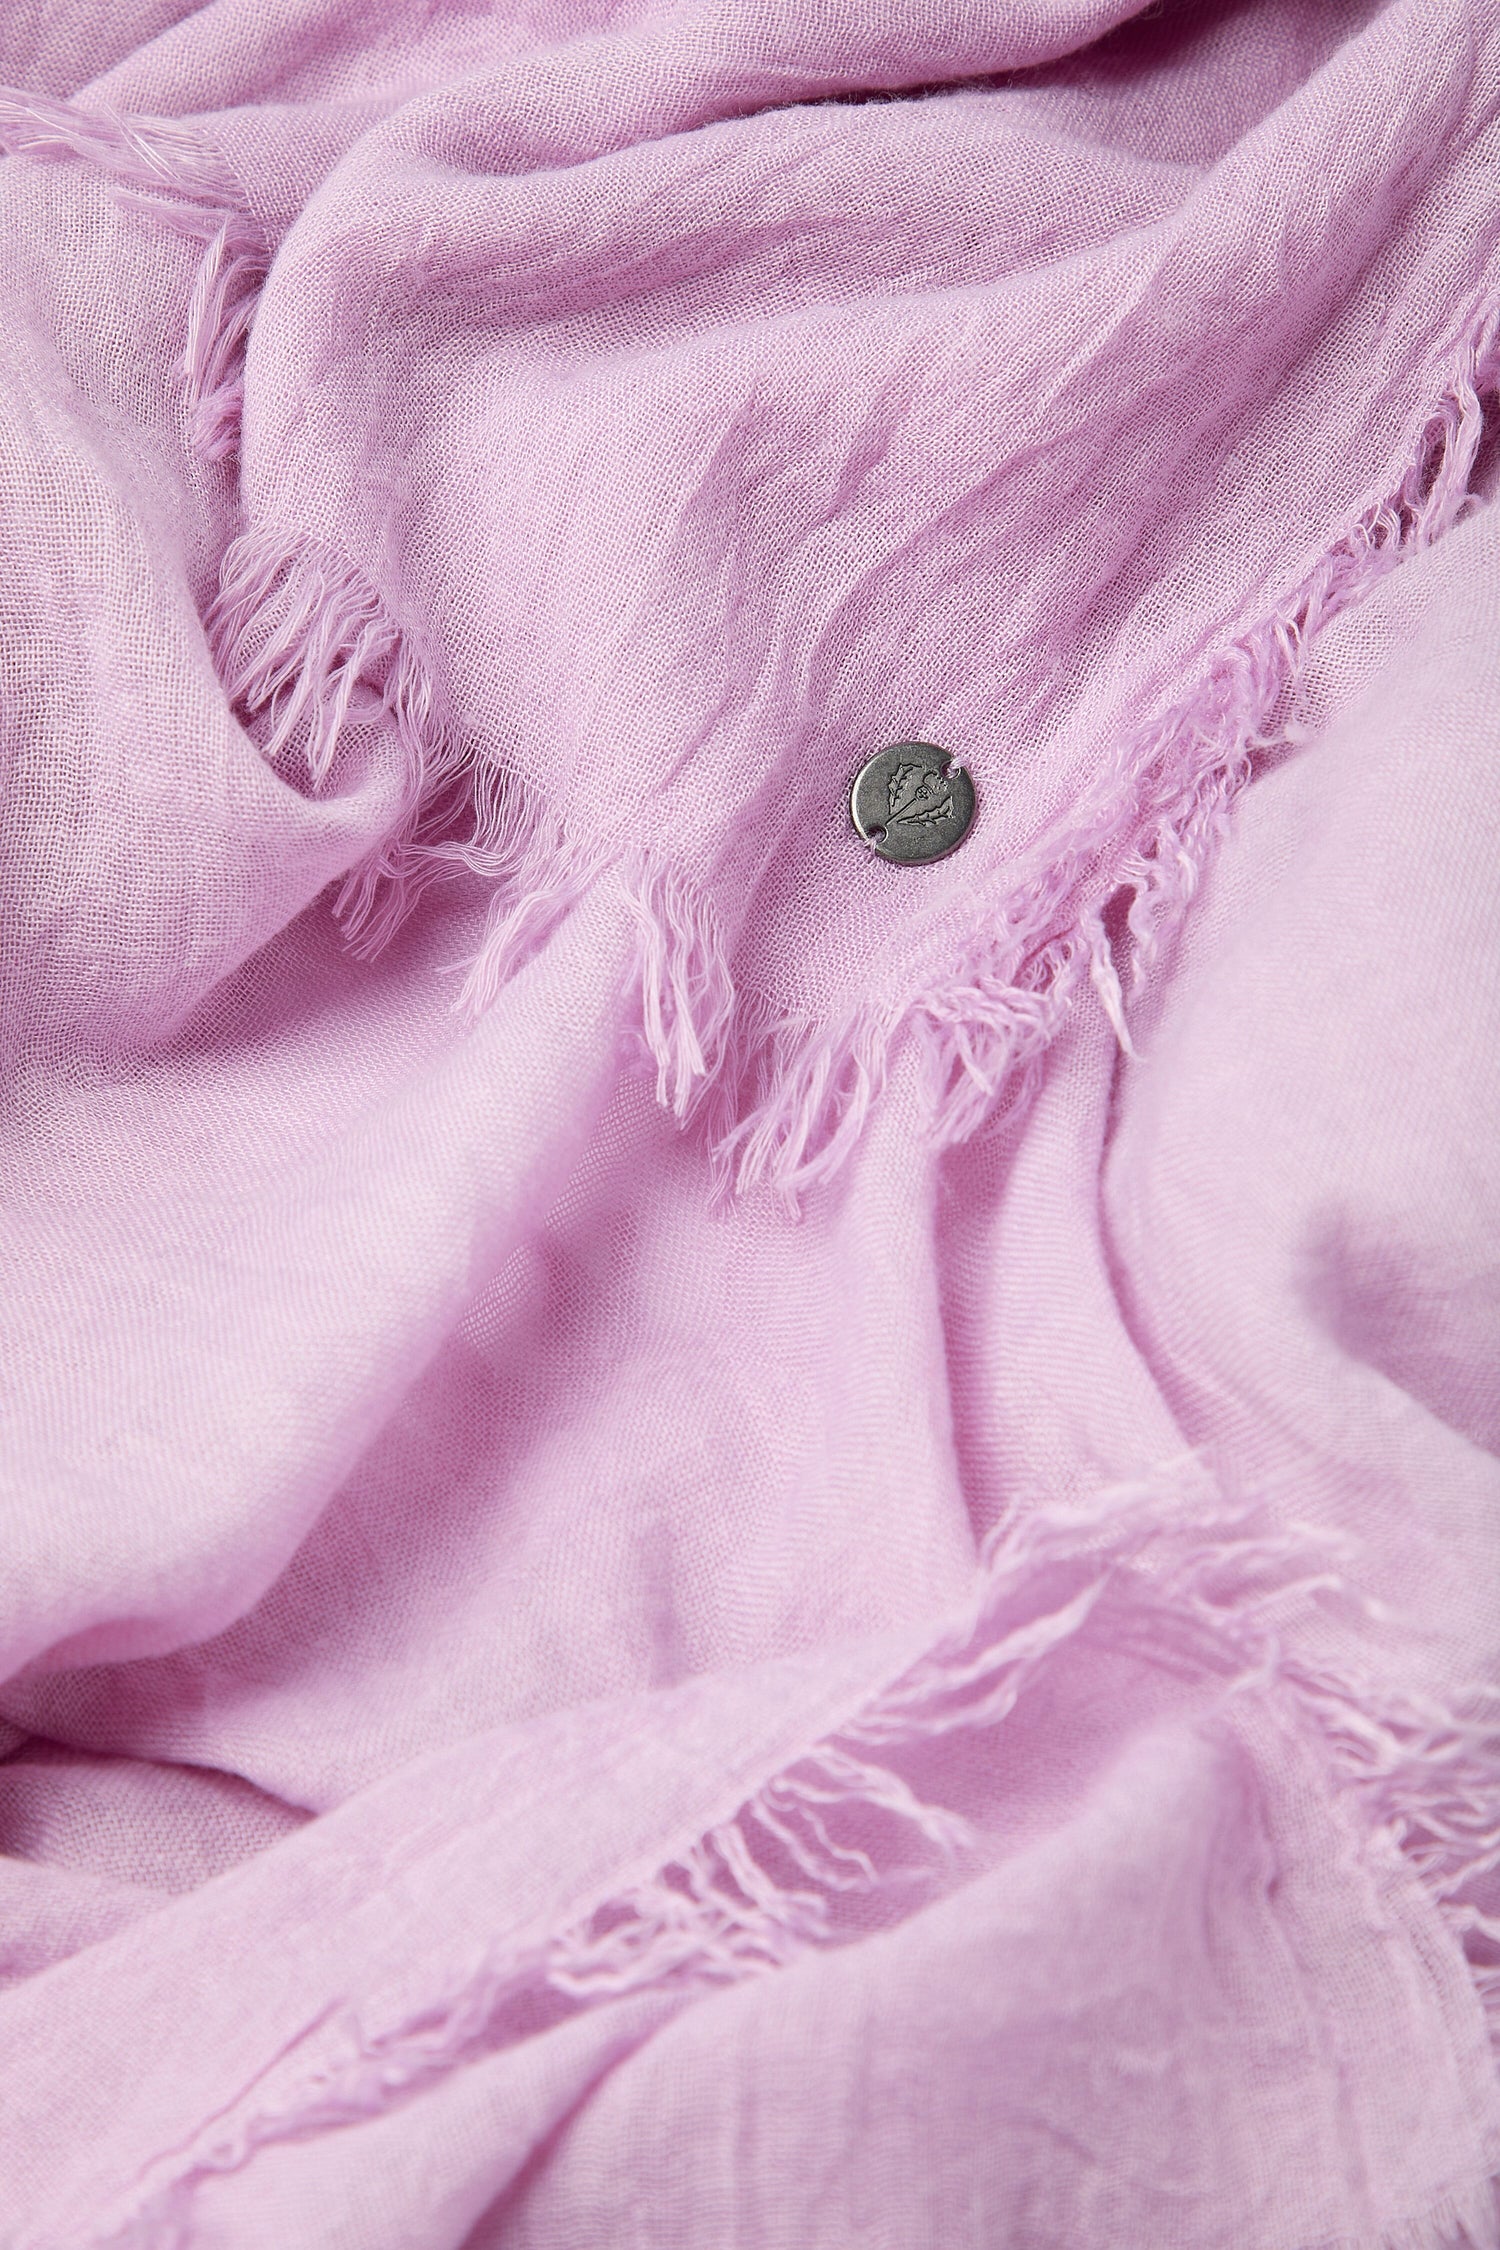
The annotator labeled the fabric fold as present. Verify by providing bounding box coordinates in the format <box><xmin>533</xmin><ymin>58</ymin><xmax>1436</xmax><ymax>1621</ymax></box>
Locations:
<box><xmin>4</xmin><ymin>3</ymin><xmax>1500</xmax><ymax>2243</ymax></box>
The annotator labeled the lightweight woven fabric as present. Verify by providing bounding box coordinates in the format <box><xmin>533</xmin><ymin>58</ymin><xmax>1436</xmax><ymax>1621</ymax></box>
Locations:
<box><xmin>2</xmin><ymin>1</ymin><xmax>1500</xmax><ymax>2243</ymax></box>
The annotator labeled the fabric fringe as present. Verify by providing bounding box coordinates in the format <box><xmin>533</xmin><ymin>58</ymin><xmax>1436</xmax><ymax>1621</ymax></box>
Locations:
<box><xmin>447</xmin><ymin>801</ymin><xmax>604</xmax><ymax>1015</ymax></box>
<box><xmin>1289</xmin><ymin>1655</ymin><xmax>1500</xmax><ymax>2045</ymax></box>
<box><xmin>208</xmin><ymin>527</ymin><xmax>420</xmax><ymax>787</ymax></box>
<box><xmin>716</xmin><ymin>296</ymin><xmax>1500</xmax><ymax>1198</ymax></box>
<box><xmin>709</xmin><ymin>997</ymin><xmax>893</xmax><ymax>1205</ymax></box>
<box><xmin>85</xmin><ymin>1476</ymin><xmax>1500</xmax><ymax>2248</ymax></box>
<box><xmin>619</xmin><ymin>859</ymin><xmax>736</xmax><ymax>1123</ymax></box>
<box><xmin>205</xmin><ymin>527</ymin><xmax>458</xmax><ymax>908</ymax></box>
<box><xmin>207</xmin><ymin>526</ymin><xmax>511</xmax><ymax>969</ymax></box>
<box><xmin>0</xmin><ymin>88</ymin><xmax>268</xmax><ymax>462</ymax></box>
<box><xmin>40</xmin><ymin>84</ymin><xmax>1493</xmax><ymax>1195</ymax></box>
<box><xmin>180</xmin><ymin>209</ymin><xmax>271</xmax><ymax>462</ymax></box>
<box><xmin>202</xmin><ymin>524</ymin><xmax>736</xmax><ymax>1117</ymax></box>
<box><xmin>454</xmin><ymin>841</ymin><xmax>735</xmax><ymax>1123</ymax></box>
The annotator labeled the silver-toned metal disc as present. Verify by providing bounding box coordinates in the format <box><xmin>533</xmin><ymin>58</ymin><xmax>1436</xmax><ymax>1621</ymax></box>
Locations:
<box><xmin>850</xmin><ymin>742</ymin><xmax>975</xmax><ymax>865</ymax></box>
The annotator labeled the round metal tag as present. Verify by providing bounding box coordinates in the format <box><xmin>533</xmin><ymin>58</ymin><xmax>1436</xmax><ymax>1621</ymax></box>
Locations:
<box><xmin>850</xmin><ymin>742</ymin><xmax>975</xmax><ymax>865</ymax></box>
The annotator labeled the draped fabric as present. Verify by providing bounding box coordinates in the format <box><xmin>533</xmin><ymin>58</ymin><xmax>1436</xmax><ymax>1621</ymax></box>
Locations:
<box><xmin>2</xmin><ymin>3</ymin><xmax>1500</xmax><ymax>2243</ymax></box>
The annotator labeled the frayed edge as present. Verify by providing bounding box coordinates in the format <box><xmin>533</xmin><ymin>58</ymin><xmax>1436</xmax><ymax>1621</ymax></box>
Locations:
<box><xmin>181</xmin><ymin>211</ymin><xmax>271</xmax><ymax>462</ymax></box>
<box><xmin>449</xmin><ymin>802</ymin><xmax>605</xmax><ymax>1015</ymax></box>
<box><xmin>1286</xmin><ymin>1653</ymin><xmax>1500</xmax><ymax>2056</ymax></box>
<box><xmin>84</xmin><ymin>1476</ymin><xmax>1500</xmax><ymax>2250</ymax></box>
<box><xmin>86</xmin><ymin>1476</ymin><xmax>1500</xmax><ymax>2249</ymax></box>
<box><xmin>202</xmin><ymin>298</ymin><xmax>1498</xmax><ymax>1199</ymax></box>
<box><xmin>0</xmin><ymin>88</ymin><xmax>268</xmax><ymax>463</ymax></box>
<box><xmin>208</xmin><ymin>527</ymin><xmax>412</xmax><ymax>785</ymax></box>
<box><xmin>206</xmin><ymin>528</ymin><xmax>453</xmax><ymax>930</ymax></box>
<box><xmin>203</xmin><ymin>528</ymin><xmax>733</xmax><ymax>1106</ymax></box>
<box><xmin>0</xmin><ymin>89</ymin><xmax>227</xmax><ymax>197</ymax></box>
<box><xmin>547</xmin><ymin>1734</ymin><xmax>971</xmax><ymax>2000</ymax></box>
<box><xmin>618</xmin><ymin>858</ymin><xmax>735</xmax><ymax>1123</ymax></box>
<box><xmin>711</xmin><ymin>1000</ymin><xmax>892</xmax><ymax>1208</ymax></box>
<box><xmin>711</xmin><ymin>297</ymin><xmax>1500</xmax><ymax>1198</ymax></box>
<box><xmin>453</xmin><ymin>842</ymin><xmax>735</xmax><ymax>1124</ymax></box>
<box><xmin>71</xmin><ymin>1477</ymin><xmax>1287</xmax><ymax>2241</ymax></box>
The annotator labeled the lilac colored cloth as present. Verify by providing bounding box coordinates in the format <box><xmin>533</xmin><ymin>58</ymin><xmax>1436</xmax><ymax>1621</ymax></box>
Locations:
<box><xmin>1</xmin><ymin>2</ymin><xmax>1499</xmax><ymax>2243</ymax></box>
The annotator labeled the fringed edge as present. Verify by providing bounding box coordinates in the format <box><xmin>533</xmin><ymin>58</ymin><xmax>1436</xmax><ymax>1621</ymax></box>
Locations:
<box><xmin>708</xmin><ymin>996</ymin><xmax>894</xmax><ymax>1206</ymax></box>
<box><xmin>618</xmin><ymin>858</ymin><xmax>736</xmax><ymax>1123</ymax></box>
<box><xmin>716</xmin><ymin>295</ymin><xmax>1500</xmax><ymax>1199</ymax></box>
<box><xmin>205</xmin><ymin>526</ymin><xmax>737</xmax><ymax>1122</ymax></box>
<box><xmin>180</xmin><ymin>209</ymin><xmax>271</xmax><ymax>462</ymax></box>
<box><xmin>452</xmin><ymin>839</ymin><xmax>735</xmax><ymax>1119</ymax></box>
<box><xmin>205</xmin><ymin>525</ymin><xmax>467</xmax><ymax>942</ymax></box>
<box><xmin>88</xmin><ymin>1477</ymin><xmax>1500</xmax><ymax>2249</ymax></box>
<box><xmin>447</xmin><ymin>798</ymin><xmax>606</xmax><ymax>1015</ymax></box>
<box><xmin>209</xmin><ymin>526</ymin><xmax>418</xmax><ymax>787</ymax></box>
<box><xmin>1288</xmin><ymin>1653</ymin><xmax>1500</xmax><ymax>2046</ymax></box>
<box><xmin>201</xmin><ymin>294</ymin><xmax>1498</xmax><ymax>1201</ymax></box>
<box><xmin>0</xmin><ymin>88</ymin><xmax>269</xmax><ymax>462</ymax></box>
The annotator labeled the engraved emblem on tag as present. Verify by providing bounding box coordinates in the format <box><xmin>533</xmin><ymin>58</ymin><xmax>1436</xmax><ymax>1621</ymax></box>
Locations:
<box><xmin>850</xmin><ymin>742</ymin><xmax>975</xmax><ymax>864</ymax></box>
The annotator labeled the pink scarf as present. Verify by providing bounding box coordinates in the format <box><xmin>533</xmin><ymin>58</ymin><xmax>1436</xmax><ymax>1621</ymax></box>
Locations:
<box><xmin>2</xmin><ymin>2</ymin><xmax>1499</xmax><ymax>2241</ymax></box>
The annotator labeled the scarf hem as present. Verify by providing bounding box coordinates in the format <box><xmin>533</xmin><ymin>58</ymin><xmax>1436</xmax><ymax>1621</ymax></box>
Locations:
<box><xmin>7</xmin><ymin>90</ymin><xmax>1499</xmax><ymax>1210</ymax></box>
<box><xmin>78</xmin><ymin>1475</ymin><xmax>1500</xmax><ymax>2248</ymax></box>
<box><xmin>206</xmin><ymin>305</ymin><xmax>1500</xmax><ymax>1211</ymax></box>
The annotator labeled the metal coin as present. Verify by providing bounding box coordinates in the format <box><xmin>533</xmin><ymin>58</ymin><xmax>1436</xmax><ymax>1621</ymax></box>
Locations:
<box><xmin>850</xmin><ymin>742</ymin><xmax>975</xmax><ymax>865</ymax></box>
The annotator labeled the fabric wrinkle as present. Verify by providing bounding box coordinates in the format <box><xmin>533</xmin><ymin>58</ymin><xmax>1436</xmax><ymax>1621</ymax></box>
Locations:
<box><xmin>1</xmin><ymin>3</ymin><xmax>1499</xmax><ymax>2245</ymax></box>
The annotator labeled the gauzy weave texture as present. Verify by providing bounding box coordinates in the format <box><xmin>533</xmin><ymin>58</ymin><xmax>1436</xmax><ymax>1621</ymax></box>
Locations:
<box><xmin>1</xmin><ymin>0</ymin><xmax>1500</xmax><ymax>2244</ymax></box>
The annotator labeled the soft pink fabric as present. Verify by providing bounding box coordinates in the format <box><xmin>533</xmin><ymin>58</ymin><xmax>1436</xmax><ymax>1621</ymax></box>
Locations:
<box><xmin>1</xmin><ymin>3</ymin><xmax>1499</xmax><ymax>2244</ymax></box>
